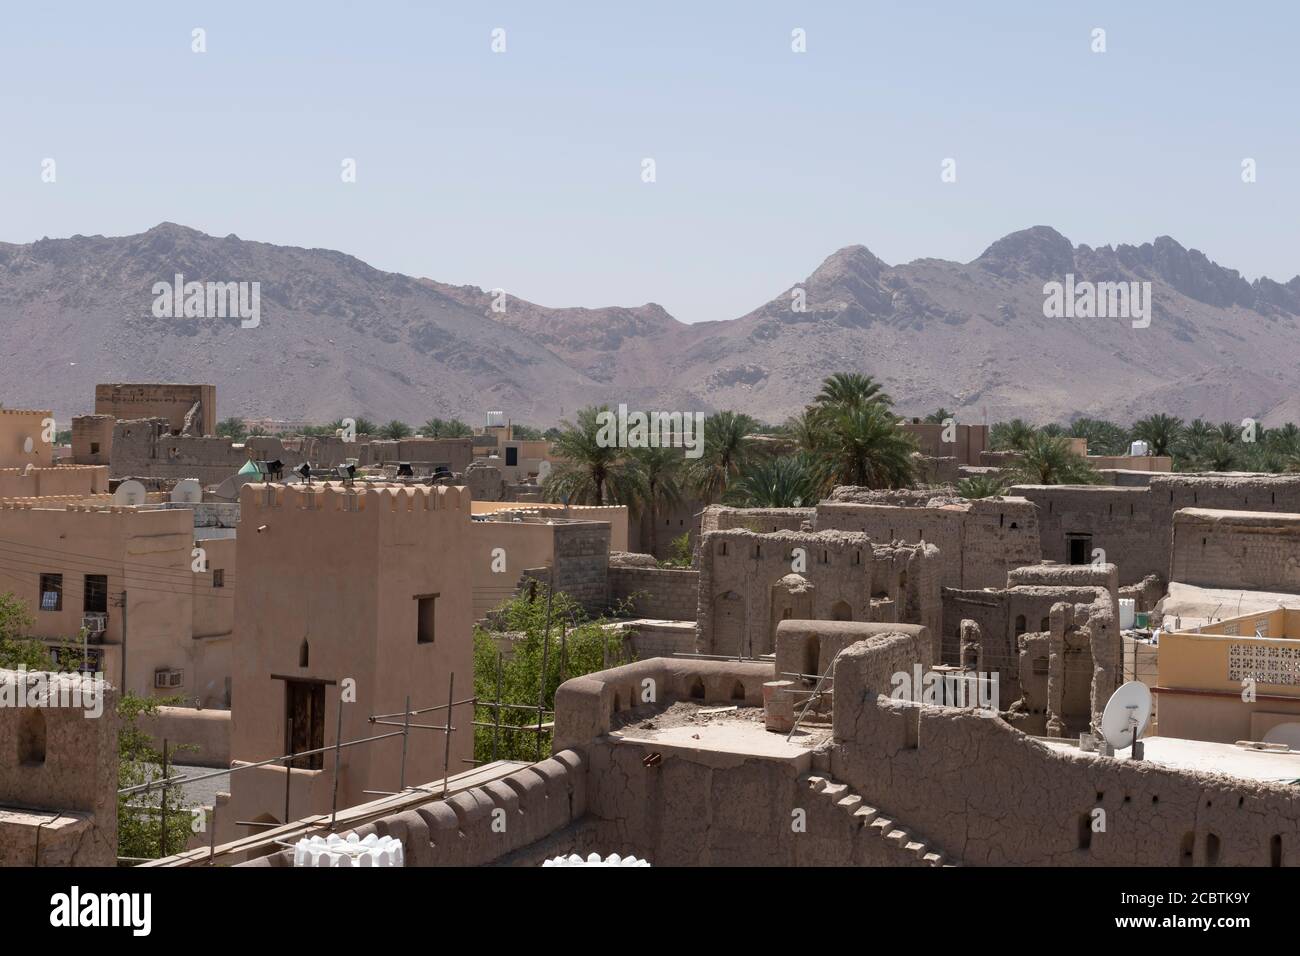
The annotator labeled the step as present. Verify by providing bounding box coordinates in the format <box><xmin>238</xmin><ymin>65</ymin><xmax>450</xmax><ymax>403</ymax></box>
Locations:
<box><xmin>804</xmin><ymin>775</ymin><xmax>829</xmax><ymax>792</ymax></box>
<box><xmin>885</xmin><ymin>828</ymin><xmax>911</xmax><ymax>846</ymax></box>
<box><xmin>922</xmin><ymin>851</ymin><xmax>945</xmax><ymax>866</ymax></box>
<box><xmin>904</xmin><ymin>840</ymin><xmax>927</xmax><ymax>856</ymax></box>
<box><xmin>821</xmin><ymin>782</ymin><xmax>849</xmax><ymax>800</ymax></box>
<box><xmin>852</xmin><ymin>805</ymin><xmax>879</xmax><ymax>826</ymax></box>
<box><xmin>835</xmin><ymin>794</ymin><xmax>863</xmax><ymax>813</ymax></box>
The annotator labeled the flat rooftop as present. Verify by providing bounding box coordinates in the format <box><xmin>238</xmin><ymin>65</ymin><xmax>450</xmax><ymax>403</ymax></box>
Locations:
<box><xmin>610</xmin><ymin>701</ymin><xmax>830</xmax><ymax>760</ymax></box>
<box><xmin>1039</xmin><ymin>735</ymin><xmax>1300</xmax><ymax>784</ymax></box>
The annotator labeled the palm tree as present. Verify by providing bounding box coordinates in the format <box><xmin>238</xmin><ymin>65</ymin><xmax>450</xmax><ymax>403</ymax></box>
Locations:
<box><xmin>783</xmin><ymin>408</ymin><xmax>824</xmax><ymax>454</ymax></box>
<box><xmin>811</xmin><ymin>401</ymin><xmax>916</xmax><ymax>490</ymax></box>
<box><xmin>923</xmin><ymin>407</ymin><xmax>952</xmax><ymax>425</ymax></box>
<box><xmin>688</xmin><ymin>411</ymin><xmax>760</xmax><ymax>502</ymax></box>
<box><xmin>378</xmin><ymin>420</ymin><xmax>412</xmax><ymax>440</ymax></box>
<box><xmin>625</xmin><ymin>445</ymin><xmax>685</xmax><ymax>556</ymax></box>
<box><xmin>1069</xmin><ymin>417</ymin><xmax>1128</xmax><ymax>456</ymax></box>
<box><xmin>421</xmin><ymin>417</ymin><xmax>473</xmax><ymax>438</ymax></box>
<box><xmin>812</xmin><ymin>372</ymin><xmax>893</xmax><ymax>410</ymax></box>
<box><xmin>1007</xmin><ymin>432</ymin><xmax>1102</xmax><ymax>485</ymax></box>
<box><xmin>955</xmin><ymin>474</ymin><xmax>1007</xmax><ymax>500</ymax></box>
<box><xmin>217</xmin><ymin>417</ymin><xmax>248</xmax><ymax>441</ymax></box>
<box><xmin>725</xmin><ymin>455</ymin><xmax>818</xmax><ymax>508</ymax></box>
<box><xmin>1130</xmin><ymin>414</ymin><xmax>1184</xmax><ymax>457</ymax></box>
<box><xmin>990</xmin><ymin>419</ymin><xmax>1036</xmax><ymax>452</ymax></box>
<box><xmin>1200</xmin><ymin>440</ymin><xmax>1239</xmax><ymax>472</ymax></box>
<box><xmin>542</xmin><ymin>406</ymin><xmax>634</xmax><ymax>506</ymax></box>
<box><xmin>1214</xmin><ymin>421</ymin><xmax>1239</xmax><ymax>445</ymax></box>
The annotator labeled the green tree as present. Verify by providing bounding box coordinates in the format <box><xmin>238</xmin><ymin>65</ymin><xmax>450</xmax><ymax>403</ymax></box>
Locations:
<box><xmin>922</xmin><ymin>408</ymin><xmax>952</xmax><ymax>424</ymax></box>
<box><xmin>812</xmin><ymin>372</ymin><xmax>893</xmax><ymax>410</ymax></box>
<box><xmin>990</xmin><ymin>418</ymin><xmax>1035</xmax><ymax>452</ymax></box>
<box><xmin>0</xmin><ymin>593</ymin><xmax>50</xmax><ymax>669</ymax></box>
<box><xmin>422</xmin><ymin>417</ymin><xmax>473</xmax><ymax>438</ymax></box>
<box><xmin>543</xmin><ymin>406</ymin><xmax>634</xmax><ymax>506</ymax></box>
<box><xmin>688</xmin><ymin>410</ymin><xmax>760</xmax><ymax>502</ymax></box>
<box><xmin>511</xmin><ymin>424</ymin><xmax>543</xmax><ymax>441</ymax></box>
<box><xmin>472</xmin><ymin>590</ymin><xmax>630</xmax><ymax>763</ymax></box>
<box><xmin>117</xmin><ymin>693</ymin><xmax>196</xmax><ymax>863</ymax></box>
<box><xmin>625</xmin><ymin>444</ymin><xmax>685</xmax><ymax>556</ymax></box>
<box><xmin>1131</xmin><ymin>414</ymin><xmax>1184</xmax><ymax>458</ymax></box>
<box><xmin>216</xmin><ymin>417</ymin><xmax>248</xmax><ymax>441</ymax></box>
<box><xmin>955</xmin><ymin>474</ymin><xmax>1007</xmax><ymax>500</ymax></box>
<box><xmin>724</xmin><ymin>454</ymin><xmax>817</xmax><ymax>508</ymax></box>
<box><xmin>1007</xmin><ymin>432</ymin><xmax>1102</xmax><ymax>485</ymax></box>
<box><xmin>1068</xmin><ymin>418</ymin><xmax>1128</xmax><ymax>456</ymax></box>
<box><xmin>811</xmin><ymin>401</ymin><xmax>916</xmax><ymax>490</ymax></box>
<box><xmin>660</xmin><ymin>532</ymin><xmax>693</xmax><ymax>569</ymax></box>
<box><xmin>378</xmin><ymin>420</ymin><xmax>413</xmax><ymax>440</ymax></box>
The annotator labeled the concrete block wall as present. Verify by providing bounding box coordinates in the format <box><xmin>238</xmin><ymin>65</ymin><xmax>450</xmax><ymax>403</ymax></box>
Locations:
<box><xmin>608</xmin><ymin>565</ymin><xmax>699</xmax><ymax>620</ymax></box>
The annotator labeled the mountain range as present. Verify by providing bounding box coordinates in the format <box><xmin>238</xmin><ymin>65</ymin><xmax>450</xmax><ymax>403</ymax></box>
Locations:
<box><xmin>2</xmin><ymin>222</ymin><xmax>1298</xmax><ymax>428</ymax></box>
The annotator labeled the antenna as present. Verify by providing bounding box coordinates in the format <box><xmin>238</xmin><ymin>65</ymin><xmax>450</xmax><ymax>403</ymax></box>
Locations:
<box><xmin>170</xmin><ymin>478</ymin><xmax>203</xmax><ymax>504</ymax></box>
<box><xmin>113</xmin><ymin>480</ymin><xmax>147</xmax><ymax>507</ymax></box>
<box><xmin>1100</xmin><ymin>680</ymin><xmax>1152</xmax><ymax>759</ymax></box>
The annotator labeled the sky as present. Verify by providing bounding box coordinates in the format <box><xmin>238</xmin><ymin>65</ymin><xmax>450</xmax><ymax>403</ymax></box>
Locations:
<box><xmin>1</xmin><ymin>1</ymin><xmax>1297</xmax><ymax>323</ymax></box>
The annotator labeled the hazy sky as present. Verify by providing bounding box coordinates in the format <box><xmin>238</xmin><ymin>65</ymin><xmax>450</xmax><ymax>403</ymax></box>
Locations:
<box><xmin>2</xmin><ymin>1</ymin><xmax>1296</xmax><ymax>323</ymax></box>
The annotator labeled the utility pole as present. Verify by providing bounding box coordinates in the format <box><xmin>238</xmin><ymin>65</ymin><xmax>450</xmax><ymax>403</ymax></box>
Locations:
<box><xmin>119</xmin><ymin>590</ymin><xmax>128</xmax><ymax>691</ymax></box>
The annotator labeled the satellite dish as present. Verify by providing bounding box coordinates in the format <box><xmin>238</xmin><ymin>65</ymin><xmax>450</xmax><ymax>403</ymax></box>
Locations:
<box><xmin>1263</xmin><ymin>722</ymin><xmax>1300</xmax><ymax>751</ymax></box>
<box><xmin>170</xmin><ymin>478</ymin><xmax>203</xmax><ymax>504</ymax></box>
<box><xmin>537</xmin><ymin>460</ymin><xmax>552</xmax><ymax>480</ymax></box>
<box><xmin>1100</xmin><ymin>680</ymin><xmax>1152</xmax><ymax>750</ymax></box>
<box><xmin>22</xmin><ymin>437</ymin><xmax>34</xmax><ymax>454</ymax></box>
<box><xmin>113</xmin><ymin>480</ymin><xmax>148</xmax><ymax>507</ymax></box>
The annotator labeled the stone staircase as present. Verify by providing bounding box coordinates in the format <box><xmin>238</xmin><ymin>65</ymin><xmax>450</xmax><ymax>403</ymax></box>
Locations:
<box><xmin>801</xmin><ymin>772</ymin><xmax>958</xmax><ymax>867</ymax></box>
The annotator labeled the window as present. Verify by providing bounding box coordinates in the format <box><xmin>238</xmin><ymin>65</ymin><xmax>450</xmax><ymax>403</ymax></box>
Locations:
<box><xmin>90</xmin><ymin>442</ymin><xmax>100</xmax><ymax>455</ymax></box>
<box><xmin>505</xmin><ymin>446</ymin><xmax>519</xmax><ymax>467</ymax></box>
<box><xmin>1066</xmin><ymin>534</ymin><xmax>1092</xmax><ymax>565</ymax></box>
<box><xmin>213</xmin><ymin>569</ymin><xmax>225</xmax><ymax>588</ymax></box>
<box><xmin>83</xmin><ymin>574</ymin><xmax>107</xmax><ymax>614</ymax></box>
<box><xmin>39</xmin><ymin>574</ymin><xmax>62</xmax><ymax>611</ymax></box>
<box><xmin>285</xmin><ymin>680</ymin><xmax>326</xmax><ymax>770</ymax></box>
<box><xmin>417</xmin><ymin>594</ymin><xmax>438</xmax><ymax>644</ymax></box>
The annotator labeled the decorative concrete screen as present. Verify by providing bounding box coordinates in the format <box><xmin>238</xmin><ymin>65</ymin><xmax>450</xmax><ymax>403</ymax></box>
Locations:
<box><xmin>542</xmin><ymin>853</ymin><xmax>650</xmax><ymax>867</ymax></box>
<box><xmin>292</xmin><ymin>833</ymin><xmax>405</xmax><ymax>867</ymax></box>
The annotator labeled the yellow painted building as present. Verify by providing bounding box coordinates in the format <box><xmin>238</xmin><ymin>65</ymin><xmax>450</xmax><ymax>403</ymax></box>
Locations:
<box><xmin>1157</xmin><ymin>607</ymin><xmax>1300</xmax><ymax>745</ymax></box>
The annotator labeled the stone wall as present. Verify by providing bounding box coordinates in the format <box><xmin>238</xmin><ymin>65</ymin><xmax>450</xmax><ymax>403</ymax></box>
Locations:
<box><xmin>814</xmin><ymin>491</ymin><xmax>1041</xmax><ymax>591</ymax></box>
<box><xmin>1011</xmin><ymin>474</ymin><xmax>1300</xmax><ymax>588</ymax></box>
<box><xmin>0</xmin><ymin>670</ymin><xmax>117</xmax><ymax>866</ymax></box>
<box><xmin>1171</xmin><ymin>508</ymin><xmax>1300</xmax><ymax>593</ymax></box>
<box><xmin>828</xmin><ymin>635</ymin><xmax>1300</xmax><ymax>865</ymax></box>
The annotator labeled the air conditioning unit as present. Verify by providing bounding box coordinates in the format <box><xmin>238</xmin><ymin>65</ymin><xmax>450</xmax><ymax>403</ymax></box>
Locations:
<box><xmin>82</xmin><ymin>613</ymin><xmax>108</xmax><ymax>641</ymax></box>
<box><xmin>154</xmin><ymin>668</ymin><xmax>184</xmax><ymax>689</ymax></box>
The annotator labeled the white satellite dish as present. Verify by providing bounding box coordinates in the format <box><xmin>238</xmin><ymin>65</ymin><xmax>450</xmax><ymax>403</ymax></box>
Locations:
<box><xmin>170</xmin><ymin>478</ymin><xmax>203</xmax><ymax>504</ymax></box>
<box><xmin>1100</xmin><ymin>680</ymin><xmax>1152</xmax><ymax>751</ymax></box>
<box><xmin>537</xmin><ymin>460</ymin><xmax>552</xmax><ymax>480</ymax></box>
<box><xmin>22</xmin><ymin>437</ymin><xmax>34</xmax><ymax>454</ymax></box>
<box><xmin>113</xmin><ymin>480</ymin><xmax>148</xmax><ymax>507</ymax></box>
